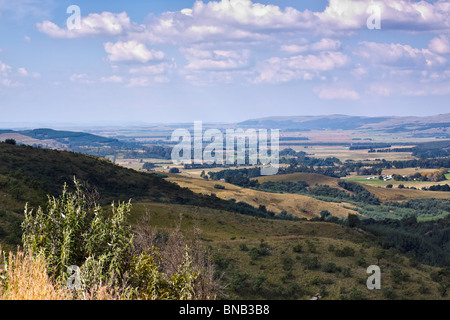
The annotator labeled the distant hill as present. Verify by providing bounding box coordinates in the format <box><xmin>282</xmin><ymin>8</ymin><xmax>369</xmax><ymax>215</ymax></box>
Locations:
<box><xmin>0</xmin><ymin>128</ymin><xmax>124</xmax><ymax>149</ymax></box>
<box><xmin>238</xmin><ymin>114</ymin><xmax>450</xmax><ymax>133</ymax></box>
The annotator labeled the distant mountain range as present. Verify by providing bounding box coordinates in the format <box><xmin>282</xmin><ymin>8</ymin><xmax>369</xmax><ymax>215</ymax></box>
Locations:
<box><xmin>238</xmin><ymin>114</ymin><xmax>450</xmax><ymax>133</ymax></box>
<box><xmin>0</xmin><ymin>128</ymin><xmax>126</xmax><ymax>150</ymax></box>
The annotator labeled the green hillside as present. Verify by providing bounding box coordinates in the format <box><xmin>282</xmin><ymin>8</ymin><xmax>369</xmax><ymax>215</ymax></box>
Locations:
<box><xmin>0</xmin><ymin>142</ymin><xmax>276</xmax><ymax>247</ymax></box>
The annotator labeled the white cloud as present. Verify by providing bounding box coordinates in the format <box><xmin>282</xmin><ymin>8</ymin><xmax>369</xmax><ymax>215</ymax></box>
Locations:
<box><xmin>318</xmin><ymin>0</ymin><xmax>450</xmax><ymax>32</ymax></box>
<box><xmin>104</xmin><ymin>40</ymin><xmax>165</xmax><ymax>63</ymax></box>
<box><xmin>129</xmin><ymin>61</ymin><xmax>176</xmax><ymax>75</ymax></box>
<box><xmin>281</xmin><ymin>38</ymin><xmax>341</xmax><ymax>54</ymax></box>
<box><xmin>100</xmin><ymin>75</ymin><xmax>123</xmax><ymax>83</ymax></box>
<box><xmin>315</xmin><ymin>87</ymin><xmax>360</xmax><ymax>100</ymax></box>
<box><xmin>70</xmin><ymin>73</ymin><xmax>94</xmax><ymax>84</ymax></box>
<box><xmin>127</xmin><ymin>77</ymin><xmax>150</xmax><ymax>87</ymax></box>
<box><xmin>0</xmin><ymin>61</ymin><xmax>39</xmax><ymax>86</ymax></box>
<box><xmin>354</xmin><ymin>41</ymin><xmax>447</xmax><ymax>68</ymax></box>
<box><xmin>429</xmin><ymin>35</ymin><xmax>450</xmax><ymax>54</ymax></box>
<box><xmin>17</xmin><ymin>67</ymin><xmax>40</xmax><ymax>78</ymax></box>
<box><xmin>182</xmin><ymin>47</ymin><xmax>250</xmax><ymax>70</ymax></box>
<box><xmin>254</xmin><ymin>51</ymin><xmax>349</xmax><ymax>83</ymax></box>
<box><xmin>37</xmin><ymin>11</ymin><xmax>131</xmax><ymax>38</ymax></box>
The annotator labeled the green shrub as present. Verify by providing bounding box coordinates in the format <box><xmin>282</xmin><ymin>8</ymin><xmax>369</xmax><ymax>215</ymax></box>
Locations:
<box><xmin>239</xmin><ymin>243</ymin><xmax>249</xmax><ymax>251</ymax></box>
<box><xmin>249</xmin><ymin>247</ymin><xmax>270</xmax><ymax>260</ymax></box>
<box><xmin>334</xmin><ymin>246</ymin><xmax>355</xmax><ymax>257</ymax></box>
<box><xmin>22</xmin><ymin>179</ymin><xmax>133</xmax><ymax>287</ymax></box>
<box><xmin>301</xmin><ymin>255</ymin><xmax>321</xmax><ymax>270</ymax></box>
<box><xmin>292</xmin><ymin>244</ymin><xmax>303</xmax><ymax>253</ymax></box>
<box><xmin>321</xmin><ymin>262</ymin><xmax>341</xmax><ymax>273</ymax></box>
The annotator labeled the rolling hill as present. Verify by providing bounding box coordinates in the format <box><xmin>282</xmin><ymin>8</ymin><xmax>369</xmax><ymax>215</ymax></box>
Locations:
<box><xmin>165</xmin><ymin>173</ymin><xmax>360</xmax><ymax>219</ymax></box>
<box><xmin>238</xmin><ymin>113</ymin><xmax>450</xmax><ymax>134</ymax></box>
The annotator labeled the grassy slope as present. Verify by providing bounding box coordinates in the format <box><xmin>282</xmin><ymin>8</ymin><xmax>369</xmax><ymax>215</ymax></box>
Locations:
<box><xmin>166</xmin><ymin>173</ymin><xmax>360</xmax><ymax>219</ymax></box>
<box><xmin>129</xmin><ymin>202</ymin><xmax>448</xmax><ymax>300</ymax></box>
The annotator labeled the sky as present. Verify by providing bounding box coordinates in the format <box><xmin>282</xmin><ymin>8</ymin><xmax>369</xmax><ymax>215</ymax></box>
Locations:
<box><xmin>0</xmin><ymin>0</ymin><xmax>449</xmax><ymax>125</ymax></box>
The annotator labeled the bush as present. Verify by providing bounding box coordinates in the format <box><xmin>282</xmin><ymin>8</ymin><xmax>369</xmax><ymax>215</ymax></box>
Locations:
<box><xmin>214</xmin><ymin>184</ymin><xmax>225</xmax><ymax>190</ymax></box>
<box><xmin>169</xmin><ymin>168</ymin><xmax>180</xmax><ymax>174</ymax></box>
<box><xmin>301</xmin><ymin>255</ymin><xmax>321</xmax><ymax>270</ymax></box>
<box><xmin>292</xmin><ymin>244</ymin><xmax>303</xmax><ymax>253</ymax></box>
<box><xmin>22</xmin><ymin>179</ymin><xmax>133</xmax><ymax>288</ymax></box>
<box><xmin>21</xmin><ymin>179</ymin><xmax>210</xmax><ymax>300</ymax></box>
<box><xmin>321</xmin><ymin>262</ymin><xmax>341</xmax><ymax>273</ymax></box>
<box><xmin>334</xmin><ymin>246</ymin><xmax>355</xmax><ymax>257</ymax></box>
<box><xmin>4</xmin><ymin>139</ymin><xmax>16</xmax><ymax>145</ymax></box>
<box><xmin>249</xmin><ymin>247</ymin><xmax>270</xmax><ymax>260</ymax></box>
<box><xmin>239</xmin><ymin>243</ymin><xmax>249</xmax><ymax>251</ymax></box>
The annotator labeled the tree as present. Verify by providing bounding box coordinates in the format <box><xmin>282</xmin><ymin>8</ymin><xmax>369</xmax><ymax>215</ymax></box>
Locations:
<box><xmin>4</xmin><ymin>139</ymin><xmax>16</xmax><ymax>145</ymax></box>
<box><xmin>347</xmin><ymin>214</ymin><xmax>360</xmax><ymax>228</ymax></box>
<box><xmin>142</xmin><ymin>162</ymin><xmax>156</xmax><ymax>170</ymax></box>
<box><xmin>169</xmin><ymin>167</ymin><xmax>180</xmax><ymax>174</ymax></box>
<box><xmin>373</xmin><ymin>248</ymin><xmax>386</xmax><ymax>265</ymax></box>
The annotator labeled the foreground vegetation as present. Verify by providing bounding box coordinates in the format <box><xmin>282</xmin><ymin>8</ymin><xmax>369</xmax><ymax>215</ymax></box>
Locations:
<box><xmin>1</xmin><ymin>180</ymin><xmax>216</xmax><ymax>300</ymax></box>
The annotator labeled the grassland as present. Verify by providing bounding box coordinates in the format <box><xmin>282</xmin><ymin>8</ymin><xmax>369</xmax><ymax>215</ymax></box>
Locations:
<box><xmin>128</xmin><ymin>202</ymin><xmax>448</xmax><ymax>300</ymax></box>
<box><xmin>165</xmin><ymin>174</ymin><xmax>360</xmax><ymax>219</ymax></box>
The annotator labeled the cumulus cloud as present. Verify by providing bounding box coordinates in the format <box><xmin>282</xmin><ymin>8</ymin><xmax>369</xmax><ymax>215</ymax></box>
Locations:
<box><xmin>0</xmin><ymin>61</ymin><xmax>39</xmax><ymax>86</ymax></box>
<box><xmin>254</xmin><ymin>51</ymin><xmax>349</xmax><ymax>83</ymax></box>
<box><xmin>37</xmin><ymin>11</ymin><xmax>131</xmax><ymax>38</ymax></box>
<box><xmin>281</xmin><ymin>38</ymin><xmax>341</xmax><ymax>54</ymax></box>
<box><xmin>126</xmin><ymin>77</ymin><xmax>150</xmax><ymax>87</ymax></box>
<box><xmin>429</xmin><ymin>35</ymin><xmax>450</xmax><ymax>54</ymax></box>
<box><xmin>315</xmin><ymin>87</ymin><xmax>360</xmax><ymax>100</ymax></box>
<box><xmin>17</xmin><ymin>67</ymin><xmax>40</xmax><ymax>78</ymax></box>
<box><xmin>100</xmin><ymin>75</ymin><xmax>123</xmax><ymax>83</ymax></box>
<box><xmin>129</xmin><ymin>61</ymin><xmax>176</xmax><ymax>75</ymax></box>
<box><xmin>354</xmin><ymin>41</ymin><xmax>447</xmax><ymax>68</ymax></box>
<box><xmin>70</xmin><ymin>73</ymin><xmax>94</xmax><ymax>84</ymax></box>
<box><xmin>182</xmin><ymin>47</ymin><xmax>250</xmax><ymax>70</ymax></box>
<box><xmin>104</xmin><ymin>40</ymin><xmax>165</xmax><ymax>63</ymax></box>
<box><xmin>318</xmin><ymin>0</ymin><xmax>450</xmax><ymax>32</ymax></box>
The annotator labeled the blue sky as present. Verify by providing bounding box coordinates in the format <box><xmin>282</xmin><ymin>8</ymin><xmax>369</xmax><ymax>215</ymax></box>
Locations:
<box><xmin>0</xmin><ymin>0</ymin><xmax>449</xmax><ymax>124</ymax></box>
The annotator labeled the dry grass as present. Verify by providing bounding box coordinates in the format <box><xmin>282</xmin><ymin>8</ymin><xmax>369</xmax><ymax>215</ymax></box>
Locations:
<box><xmin>363</xmin><ymin>184</ymin><xmax>450</xmax><ymax>202</ymax></box>
<box><xmin>0</xmin><ymin>247</ymin><xmax>129</xmax><ymax>300</ymax></box>
<box><xmin>0</xmin><ymin>247</ymin><xmax>71</xmax><ymax>300</ymax></box>
<box><xmin>165</xmin><ymin>174</ymin><xmax>359</xmax><ymax>219</ymax></box>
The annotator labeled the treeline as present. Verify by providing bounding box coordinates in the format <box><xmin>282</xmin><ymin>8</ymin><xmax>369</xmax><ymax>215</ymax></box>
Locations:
<box><xmin>360</xmin><ymin>214</ymin><xmax>450</xmax><ymax>266</ymax></box>
<box><xmin>258</xmin><ymin>181</ymin><xmax>309</xmax><ymax>194</ymax></box>
<box><xmin>413</xmin><ymin>148</ymin><xmax>450</xmax><ymax>159</ymax></box>
<box><xmin>425</xmin><ymin>184</ymin><xmax>450</xmax><ymax>191</ymax></box>
<box><xmin>371</xmin><ymin>148</ymin><xmax>414</xmax><ymax>153</ymax></box>
<box><xmin>390</xmin><ymin>168</ymin><xmax>448</xmax><ymax>182</ymax></box>
<box><xmin>278</xmin><ymin>165</ymin><xmax>348</xmax><ymax>178</ymax></box>
<box><xmin>337</xmin><ymin>181</ymin><xmax>380</xmax><ymax>205</ymax></box>
<box><xmin>344</xmin><ymin>158</ymin><xmax>450</xmax><ymax>171</ymax></box>
<box><xmin>349</xmin><ymin>143</ymin><xmax>391</xmax><ymax>150</ymax></box>
<box><xmin>208</xmin><ymin>168</ymin><xmax>260</xmax><ymax>188</ymax></box>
